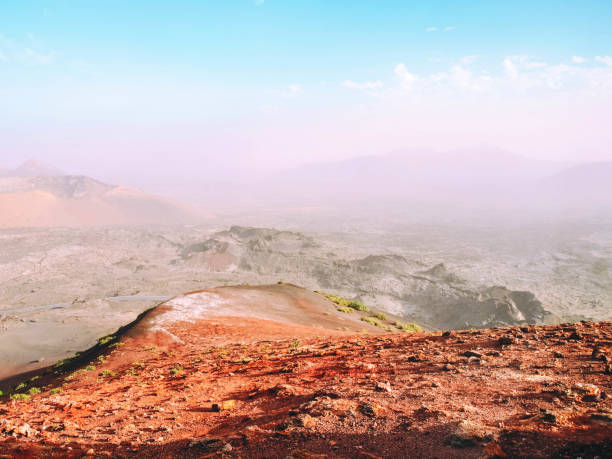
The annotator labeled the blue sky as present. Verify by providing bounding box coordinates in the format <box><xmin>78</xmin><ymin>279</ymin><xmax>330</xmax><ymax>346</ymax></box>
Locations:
<box><xmin>1</xmin><ymin>1</ymin><xmax>611</xmax><ymax>180</ymax></box>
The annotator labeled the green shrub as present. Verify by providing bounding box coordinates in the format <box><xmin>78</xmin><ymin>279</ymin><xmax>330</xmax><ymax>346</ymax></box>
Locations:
<box><xmin>10</xmin><ymin>393</ymin><xmax>30</xmax><ymax>401</ymax></box>
<box><xmin>337</xmin><ymin>307</ymin><xmax>353</xmax><ymax>313</ymax></box>
<box><xmin>289</xmin><ymin>339</ymin><xmax>301</xmax><ymax>349</ymax></box>
<box><xmin>98</xmin><ymin>370</ymin><xmax>116</xmax><ymax>377</ymax></box>
<box><xmin>86</xmin><ymin>365</ymin><xmax>96</xmax><ymax>371</ymax></box>
<box><xmin>98</xmin><ymin>335</ymin><xmax>115</xmax><ymax>345</ymax></box>
<box><xmin>169</xmin><ymin>366</ymin><xmax>183</xmax><ymax>375</ymax></box>
<box><xmin>28</xmin><ymin>387</ymin><xmax>41</xmax><ymax>395</ymax></box>
<box><xmin>394</xmin><ymin>321</ymin><xmax>423</xmax><ymax>333</ymax></box>
<box><xmin>14</xmin><ymin>382</ymin><xmax>27</xmax><ymax>392</ymax></box>
<box><xmin>348</xmin><ymin>301</ymin><xmax>370</xmax><ymax>312</ymax></box>
<box><xmin>372</xmin><ymin>312</ymin><xmax>387</xmax><ymax>321</ymax></box>
<box><xmin>0</xmin><ymin>390</ymin><xmax>4</xmax><ymax>397</ymax></box>
<box><xmin>361</xmin><ymin>317</ymin><xmax>380</xmax><ymax>327</ymax></box>
<box><xmin>49</xmin><ymin>388</ymin><xmax>63</xmax><ymax>395</ymax></box>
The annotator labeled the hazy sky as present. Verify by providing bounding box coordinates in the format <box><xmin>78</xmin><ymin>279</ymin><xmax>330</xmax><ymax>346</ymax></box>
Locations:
<box><xmin>1</xmin><ymin>1</ymin><xmax>611</xmax><ymax>183</ymax></box>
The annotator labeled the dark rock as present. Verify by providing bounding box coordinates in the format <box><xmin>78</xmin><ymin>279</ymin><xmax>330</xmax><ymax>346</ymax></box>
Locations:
<box><xmin>462</xmin><ymin>350</ymin><xmax>483</xmax><ymax>359</ymax></box>
<box><xmin>358</xmin><ymin>403</ymin><xmax>377</xmax><ymax>417</ymax></box>
<box><xmin>498</xmin><ymin>336</ymin><xmax>515</xmax><ymax>346</ymax></box>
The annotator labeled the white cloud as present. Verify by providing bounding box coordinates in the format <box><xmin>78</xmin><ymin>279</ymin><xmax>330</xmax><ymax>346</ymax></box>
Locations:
<box><xmin>449</xmin><ymin>65</ymin><xmax>472</xmax><ymax>88</ymax></box>
<box><xmin>0</xmin><ymin>50</ymin><xmax>6</xmax><ymax>62</ymax></box>
<box><xmin>572</xmin><ymin>56</ymin><xmax>585</xmax><ymax>64</ymax></box>
<box><xmin>595</xmin><ymin>55</ymin><xmax>612</xmax><ymax>66</ymax></box>
<box><xmin>342</xmin><ymin>80</ymin><xmax>384</xmax><ymax>90</ymax></box>
<box><xmin>254</xmin><ymin>0</ymin><xmax>264</xmax><ymax>5</ymax></box>
<box><xmin>394</xmin><ymin>64</ymin><xmax>418</xmax><ymax>90</ymax></box>
<box><xmin>503</xmin><ymin>58</ymin><xmax>519</xmax><ymax>80</ymax></box>
<box><xmin>288</xmin><ymin>83</ymin><xmax>302</xmax><ymax>93</ymax></box>
<box><xmin>444</xmin><ymin>26</ymin><xmax>456</xmax><ymax>31</ymax></box>
<box><xmin>426</xmin><ymin>27</ymin><xmax>437</xmax><ymax>32</ymax></box>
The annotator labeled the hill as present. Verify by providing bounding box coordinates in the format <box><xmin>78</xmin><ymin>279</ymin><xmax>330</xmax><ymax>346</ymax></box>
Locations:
<box><xmin>0</xmin><ymin>160</ymin><xmax>65</xmax><ymax>178</ymax></box>
<box><xmin>0</xmin><ymin>171</ymin><xmax>210</xmax><ymax>227</ymax></box>
<box><xmin>0</xmin><ymin>284</ymin><xmax>610</xmax><ymax>457</ymax></box>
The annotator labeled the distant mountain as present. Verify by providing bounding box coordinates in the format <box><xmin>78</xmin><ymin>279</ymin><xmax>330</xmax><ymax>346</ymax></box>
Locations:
<box><xmin>542</xmin><ymin>161</ymin><xmax>612</xmax><ymax>193</ymax></box>
<box><xmin>0</xmin><ymin>160</ymin><xmax>65</xmax><ymax>177</ymax></box>
<box><xmin>0</xmin><ymin>171</ymin><xmax>211</xmax><ymax>227</ymax></box>
<box><xmin>283</xmin><ymin>147</ymin><xmax>569</xmax><ymax>189</ymax></box>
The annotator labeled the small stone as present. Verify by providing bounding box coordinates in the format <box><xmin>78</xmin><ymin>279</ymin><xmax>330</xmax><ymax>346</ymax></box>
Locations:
<box><xmin>498</xmin><ymin>336</ymin><xmax>515</xmax><ymax>346</ymax></box>
<box><xmin>294</xmin><ymin>414</ymin><xmax>317</xmax><ymax>428</ymax></box>
<box><xmin>375</xmin><ymin>381</ymin><xmax>392</xmax><ymax>393</ymax></box>
<box><xmin>212</xmin><ymin>400</ymin><xmax>236</xmax><ymax>412</ymax></box>
<box><xmin>222</xmin><ymin>443</ymin><xmax>233</xmax><ymax>452</ymax></box>
<box><xmin>14</xmin><ymin>423</ymin><xmax>37</xmax><ymax>438</ymax></box>
<box><xmin>592</xmin><ymin>347</ymin><xmax>603</xmax><ymax>359</ymax></box>
<box><xmin>462</xmin><ymin>350</ymin><xmax>483</xmax><ymax>359</ymax></box>
<box><xmin>572</xmin><ymin>383</ymin><xmax>601</xmax><ymax>397</ymax></box>
<box><xmin>85</xmin><ymin>449</ymin><xmax>95</xmax><ymax>456</ymax></box>
<box><xmin>358</xmin><ymin>402</ymin><xmax>377</xmax><ymax>417</ymax></box>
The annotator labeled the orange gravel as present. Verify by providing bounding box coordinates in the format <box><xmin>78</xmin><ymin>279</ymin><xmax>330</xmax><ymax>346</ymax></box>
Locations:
<box><xmin>1</xmin><ymin>314</ymin><xmax>611</xmax><ymax>458</ymax></box>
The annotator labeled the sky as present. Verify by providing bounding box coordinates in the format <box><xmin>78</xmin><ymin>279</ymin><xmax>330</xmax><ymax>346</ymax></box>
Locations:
<box><xmin>1</xmin><ymin>0</ymin><xmax>611</xmax><ymax>184</ymax></box>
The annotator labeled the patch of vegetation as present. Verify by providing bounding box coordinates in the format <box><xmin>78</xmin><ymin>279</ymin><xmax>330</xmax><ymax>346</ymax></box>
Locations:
<box><xmin>86</xmin><ymin>365</ymin><xmax>96</xmax><ymax>371</ymax></box>
<box><xmin>317</xmin><ymin>291</ymin><xmax>371</xmax><ymax>312</ymax></box>
<box><xmin>348</xmin><ymin>301</ymin><xmax>370</xmax><ymax>312</ymax></box>
<box><xmin>97</xmin><ymin>356</ymin><xmax>107</xmax><ymax>364</ymax></box>
<box><xmin>28</xmin><ymin>387</ymin><xmax>41</xmax><ymax>395</ymax></box>
<box><xmin>49</xmin><ymin>388</ymin><xmax>63</xmax><ymax>395</ymax></box>
<box><xmin>10</xmin><ymin>393</ymin><xmax>30</xmax><ymax>401</ymax></box>
<box><xmin>372</xmin><ymin>312</ymin><xmax>387</xmax><ymax>321</ymax></box>
<box><xmin>98</xmin><ymin>370</ymin><xmax>116</xmax><ymax>377</ymax></box>
<box><xmin>361</xmin><ymin>317</ymin><xmax>381</xmax><ymax>327</ymax></box>
<box><xmin>14</xmin><ymin>382</ymin><xmax>27</xmax><ymax>392</ymax></box>
<box><xmin>98</xmin><ymin>334</ymin><xmax>115</xmax><ymax>345</ymax></box>
<box><xmin>0</xmin><ymin>390</ymin><xmax>4</xmax><ymax>397</ymax></box>
<box><xmin>169</xmin><ymin>365</ymin><xmax>183</xmax><ymax>375</ymax></box>
<box><xmin>337</xmin><ymin>307</ymin><xmax>353</xmax><ymax>313</ymax></box>
<box><xmin>132</xmin><ymin>362</ymin><xmax>145</xmax><ymax>368</ymax></box>
<box><xmin>289</xmin><ymin>339</ymin><xmax>301</xmax><ymax>349</ymax></box>
<box><xmin>393</xmin><ymin>321</ymin><xmax>423</xmax><ymax>333</ymax></box>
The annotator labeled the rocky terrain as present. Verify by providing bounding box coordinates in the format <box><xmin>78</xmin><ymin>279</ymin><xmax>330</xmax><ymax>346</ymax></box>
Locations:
<box><xmin>0</xmin><ymin>284</ymin><xmax>610</xmax><ymax>458</ymax></box>
<box><xmin>2</xmin><ymin>222</ymin><xmax>611</xmax><ymax>379</ymax></box>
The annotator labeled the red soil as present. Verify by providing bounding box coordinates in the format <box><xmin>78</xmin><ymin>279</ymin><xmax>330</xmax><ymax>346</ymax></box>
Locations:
<box><xmin>1</xmin><ymin>311</ymin><xmax>611</xmax><ymax>458</ymax></box>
